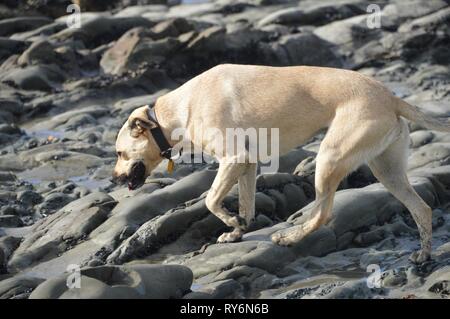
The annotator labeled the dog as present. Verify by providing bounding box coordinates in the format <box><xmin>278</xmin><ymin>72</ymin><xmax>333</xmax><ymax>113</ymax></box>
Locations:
<box><xmin>113</xmin><ymin>64</ymin><xmax>450</xmax><ymax>264</ymax></box>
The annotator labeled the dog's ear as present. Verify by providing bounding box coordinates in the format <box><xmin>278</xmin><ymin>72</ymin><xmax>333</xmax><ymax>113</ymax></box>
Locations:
<box><xmin>128</xmin><ymin>105</ymin><xmax>156</xmax><ymax>137</ymax></box>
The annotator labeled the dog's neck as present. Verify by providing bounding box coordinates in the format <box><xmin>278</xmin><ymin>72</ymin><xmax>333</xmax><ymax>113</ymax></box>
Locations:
<box><xmin>153</xmin><ymin>94</ymin><xmax>186</xmax><ymax>147</ymax></box>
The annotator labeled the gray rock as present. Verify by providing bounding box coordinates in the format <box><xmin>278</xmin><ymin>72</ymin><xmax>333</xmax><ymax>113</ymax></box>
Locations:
<box><xmin>9</xmin><ymin>21</ymin><xmax>66</xmax><ymax>41</ymax></box>
<box><xmin>381</xmin><ymin>268</ymin><xmax>408</xmax><ymax>288</ymax></box>
<box><xmin>258</xmin><ymin>33</ymin><xmax>342</xmax><ymax>67</ymax></box>
<box><xmin>17</xmin><ymin>190</ymin><xmax>43</xmax><ymax>207</ymax></box>
<box><xmin>410</xmin><ymin>130</ymin><xmax>435</xmax><ymax>148</ymax></box>
<box><xmin>178</xmin><ymin>240</ymin><xmax>295</xmax><ymax>278</ymax></box>
<box><xmin>51</xmin><ymin>16</ymin><xmax>155</xmax><ymax>48</ymax></box>
<box><xmin>108</xmin><ymin>35</ymin><xmax>181</xmax><ymax>75</ymax></box>
<box><xmin>38</xmin><ymin>192</ymin><xmax>75</xmax><ymax>213</ymax></box>
<box><xmin>29</xmin><ymin>264</ymin><xmax>192</xmax><ymax>299</ymax></box>
<box><xmin>408</xmin><ymin>143</ymin><xmax>450</xmax><ymax>170</ymax></box>
<box><xmin>381</xmin><ymin>0</ymin><xmax>448</xmax><ymax>29</ymax></box>
<box><xmin>0</xmin><ymin>236</ymin><xmax>21</xmax><ymax>272</ymax></box>
<box><xmin>257</xmin><ymin>2</ymin><xmax>365</xmax><ymax>27</ymax></box>
<box><xmin>8</xmin><ymin>192</ymin><xmax>116</xmax><ymax>272</ymax></box>
<box><xmin>149</xmin><ymin>17</ymin><xmax>193</xmax><ymax>40</ymax></box>
<box><xmin>0</xmin><ymin>215</ymin><xmax>23</xmax><ymax>227</ymax></box>
<box><xmin>190</xmin><ymin>279</ymin><xmax>243</xmax><ymax>299</ymax></box>
<box><xmin>17</xmin><ymin>40</ymin><xmax>58</xmax><ymax>66</ymax></box>
<box><xmin>291</xmin><ymin>226</ymin><xmax>337</xmax><ymax>257</ymax></box>
<box><xmin>0</xmin><ymin>17</ymin><xmax>53</xmax><ymax>37</ymax></box>
<box><xmin>398</xmin><ymin>6</ymin><xmax>450</xmax><ymax>33</ymax></box>
<box><xmin>0</xmin><ymin>275</ymin><xmax>45</xmax><ymax>299</ymax></box>
<box><xmin>313</xmin><ymin>14</ymin><xmax>380</xmax><ymax>48</ymax></box>
<box><xmin>1</xmin><ymin>64</ymin><xmax>66</xmax><ymax>91</ymax></box>
<box><xmin>290</xmin><ymin>177</ymin><xmax>438</xmax><ymax>237</ymax></box>
<box><xmin>0</xmin><ymin>38</ymin><xmax>27</xmax><ymax>62</ymax></box>
<box><xmin>317</xmin><ymin>279</ymin><xmax>387</xmax><ymax>299</ymax></box>
<box><xmin>107</xmin><ymin>199</ymin><xmax>211</xmax><ymax>264</ymax></box>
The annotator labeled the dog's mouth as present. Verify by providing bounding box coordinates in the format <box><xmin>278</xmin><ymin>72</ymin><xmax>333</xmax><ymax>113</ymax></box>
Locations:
<box><xmin>127</xmin><ymin>161</ymin><xmax>146</xmax><ymax>191</ymax></box>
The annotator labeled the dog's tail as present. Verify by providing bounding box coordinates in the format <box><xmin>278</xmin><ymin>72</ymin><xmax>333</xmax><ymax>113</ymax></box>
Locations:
<box><xmin>395</xmin><ymin>98</ymin><xmax>450</xmax><ymax>132</ymax></box>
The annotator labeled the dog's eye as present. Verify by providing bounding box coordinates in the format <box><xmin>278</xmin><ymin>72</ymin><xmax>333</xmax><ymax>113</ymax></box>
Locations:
<box><xmin>117</xmin><ymin>151</ymin><xmax>122</xmax><ymax>157</ymax></box>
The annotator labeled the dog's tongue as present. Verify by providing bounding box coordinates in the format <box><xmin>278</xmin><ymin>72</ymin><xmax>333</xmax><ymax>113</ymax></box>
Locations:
<box><xmin>128</xmin><ymin>182</ymin><xmax>134</xmax><ymax>190</ymax></box>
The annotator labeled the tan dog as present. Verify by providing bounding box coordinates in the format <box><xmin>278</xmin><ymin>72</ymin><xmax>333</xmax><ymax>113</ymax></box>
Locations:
<box><xmin>113</xmin><ymin>64</ymin><xmax>450</xmax><ymax>263</ymax></box>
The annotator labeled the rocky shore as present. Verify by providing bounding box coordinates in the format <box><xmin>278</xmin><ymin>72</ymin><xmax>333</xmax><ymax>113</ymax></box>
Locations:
<box><xmin>0</xmin><ymin>0</ymin><xmax>449</xmax><ymax>299</ymax></box>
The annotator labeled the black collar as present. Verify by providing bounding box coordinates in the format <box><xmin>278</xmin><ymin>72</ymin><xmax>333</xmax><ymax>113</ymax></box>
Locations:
<box><xmin>147</xmin><ymin>105</ymin><xmax>173</xmax><ymax>160</ymax></box>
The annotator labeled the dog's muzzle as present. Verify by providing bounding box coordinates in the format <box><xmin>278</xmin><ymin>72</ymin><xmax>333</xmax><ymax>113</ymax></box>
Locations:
<box><xmin>111</xmin><ymin>161</ymin><xmax>146</xmax><ymax>191</ymax></box>
<box><xmin>127</xmin><ymin>161</ymin><xmax>146</xmax><ymax>190</ymax></box>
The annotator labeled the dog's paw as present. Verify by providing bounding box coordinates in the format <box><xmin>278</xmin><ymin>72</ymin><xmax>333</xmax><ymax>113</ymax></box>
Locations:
<box><xmin>217</xmin><ymin>229</ymin><xmax>243</xmax><ymax>243</ymax></box>
<box><xmin>271</xmin><ymin>225</ymin><xmax>305</xmax><ymax>246</ymax></box>
<box><xmin>228</xmin><ymin>215</ymin><xmax>247</xmax><ymax>231</ymax></box>
<box><xmin>409</xmin><ymin>249</ymin><xmax>431</xmax><ymax>264</ymax></box>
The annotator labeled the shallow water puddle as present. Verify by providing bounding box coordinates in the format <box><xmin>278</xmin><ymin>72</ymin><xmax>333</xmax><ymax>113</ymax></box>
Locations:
<box><xmin>182</xmin><ymin>0</ymin><xmax>211</xmax><ymax>3</ymax></box>
<box><xmin>24</xmin><ymin>129</ymin><xmax>66</xmax><ymax>140</ymax></box>
<box><xmin>69</xmin><ymin>175</ymin><xmax>111</xmax><ymax>190</ymax></box>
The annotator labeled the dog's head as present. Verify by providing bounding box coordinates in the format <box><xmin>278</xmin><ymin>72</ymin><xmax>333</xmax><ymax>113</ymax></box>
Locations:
<box><xmin>112</xmin><ymin>105</ymin><xmax>164</xmax><ymax>190</ymax></box>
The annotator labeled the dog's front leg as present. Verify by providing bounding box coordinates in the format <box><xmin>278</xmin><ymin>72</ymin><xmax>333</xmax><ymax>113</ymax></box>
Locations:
<box><xmin>238</xmin><ymin>163</ymin><xmax>257</xmax><ymax>225</ymax></box>
<box><xmin>206</xmin><ymin>161</ymin><xmax>248</xmax><ymax>243</ymax></box>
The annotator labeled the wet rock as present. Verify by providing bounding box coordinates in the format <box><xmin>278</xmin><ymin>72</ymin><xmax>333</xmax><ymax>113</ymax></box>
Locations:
<box><xmin>410</xmin><ymin>130</ymin><xmax>435</xmax><ymax>148</ymax></box>
<box><xmin>381</xmin><ymin>0</ymin><xmax>448</xmax><ymax>30</ymax></box>
<box><xmin>74</xmin><ymin>0</ymin><xmax>171</xmax><ymax>12</ymax></box>
<box><xmin>293</xmin><ymin>177</ymin><xmax>435</xmax><ymax>236</ymax></box>
<box><xmin>0</xmin><ymin>123</ymin><xmax>23</xmax><ymax>144</ymax></box>
<box><xmin>177</xmin><ymin>241</ymin><xmax>295</xmax><ymax>278</ymax></box>
<box><xmin>292</xmin><ymin>226</ymin><xmax>337</xmax><ymax>257</ymax></box>
<box><xmin>17</xmin><ymin>40</ymin><xmax>59</xmax><ymax>66</ymax></box>
<box><xmin>317</xmin><ymin>279</ymin><xmax>387</xmax><ymax>299</ymax></box>
<box><xmin>1</xmin><ymin>64</ymin><xmax>66</xmax><ymax>91</ymax></box>
<box><xmin>113</xmin><ymin>90</ymin><xmax>168</xmax><ymax>114</ymax></box>
<box><xmin>0</xmin><ymin>236</ymin><xmax>21</xmax><ymax>273</ymax></box>
<box><xmin>313</xmin><ymin>14</ymin><xmax>380</xmax><ymax>48</ymax></box>
<box><xmin>29</xmin><ymin>264</ymin><xmax>192</xmax><ymax>299</ymax></box>
<box><xmin>7</xmin><ymin>192</ymin><xmax>116</xmax><ymax>272</ymax></box>
<box><xmin>408</xmin><ymin>143</ymin><xmax>450</xmax><ymax>170</ymax></box>
<box><xmin>37</xmin><ymin>192</ymin><xmax>75</xmax><ymax>214</ymax></box>
<box><xmin>381</xmin><ymin>268</ymin><xmax>408</xmax><ymax>288</ymax></box>
<box><xmin>0</xmin><ymin>215</ymin><xmax>23</xmax><ymax>227</ymax></box>
<box><xmin>8</xmin><ymin>170</ymin><xmax>215</xmax><ymax>276</ymax></box>
<box><xmin>428</xmin><ymin>280</ymin><xmax>449</xmax><ymax>296</ymax></box>
<box><xmin>190</xmin><ymin>279</ymin><xmax>243</xmax><ymax>299</ymax></box>
<box><xmin>149</xmin><ymin>17</ymin><xmax>193</xmax><ymax>40</ymax></box>
<box><xmin>107</xmin><ymin>198</ymin><xmax>210</xmax><ymax>264</ymax></box>
<box><xmin>17</xmin><ymin>190</ymin><xmax>43</xmax><ymax>207</ymax></box>
<box><xmin>0</xmin><ymin>38</ymin><xmax>28</xmax><ymax>63</ymax></box>
<box><xmin>257</xmin><ymin>2</ymin><xmax>366</xmax><ymax>27</ymax></box>
<box><xmin>0</xmin><ymin>17</ymin><xmax>53</xmax><ymax>37</ymax></box>
<box><xmin>51</xmin><ymin>16</ymin><xmax>155</xmax><ymax>49</ymax></box>
<box><xmin>114</xmin><ymin>5</ymin><xmax>169</xmax><ymax>18</ymax></box>
<box><xmin>0</xmin><ymin>172</ymin><xmax>16</xmax><ymax>182</ymax></box>
<box><xmin>100</xmin><ymin>27</ymin><xmax>181</xmax><ymax>75</ymax></box>
<box><xmin>0</xmin><ymin>204</ymin><xmax>29</xmax><ymax>217</ymax></box>
<box><xmin>0</xmin><ymin>275</ymin><xmax>45</xmax><ymax>299</ymax></box>
<box><xmin>255</xmin><ymin>192</ymin><xmax>276</xmax><ymax>216</ymax></box>
<box><xmin>258</xmin><ymin>33</ymin><xmax>342</xmax><ymax>67</ymax></box>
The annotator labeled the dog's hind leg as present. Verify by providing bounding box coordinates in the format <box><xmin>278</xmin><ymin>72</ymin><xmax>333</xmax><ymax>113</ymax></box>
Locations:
<box><xmin>368</xmin><ymin>119</ymin><xmax>432</xmax><ymax>264</ymax></box>
<box><xmin>238</xmin><ymin>163</ymin><xmax>257</xmax><ymax>225</ymax></box>
<box><xmin>206</xmin><ymin>160</ymin><xmax>249</xmax><ymax>243</ymax></box>
<box><xmin>271</xmin><ymin>145</ymin><xmax>350</xmax><ymax>246</ymax></box>
<box><xmin>272</xmin><ymin>107</ymin><xmax>400</xmax><ymax>246</ymax></box>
